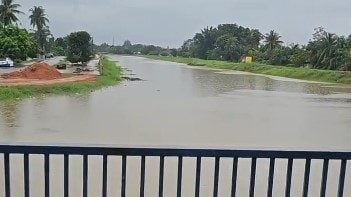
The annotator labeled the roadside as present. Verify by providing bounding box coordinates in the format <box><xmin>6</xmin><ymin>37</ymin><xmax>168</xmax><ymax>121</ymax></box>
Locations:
<box><xmin>0</xmin><ymin>56</ymin><xmax>103</xmax><ymax>86</ymax></box>
<box><xmin>146</xmin><ymin>55</ymin><xmax>351</xmax><ymax>84</ymax></box>
<box><xmin>0</xmin><ymin>57</ymin><xmax>122</xmax><ymax>101</ymax></box>
<box><xmin>0</xmin><ymin>56</ymin><xmax>65</xmax><ymax>75</ymax></box>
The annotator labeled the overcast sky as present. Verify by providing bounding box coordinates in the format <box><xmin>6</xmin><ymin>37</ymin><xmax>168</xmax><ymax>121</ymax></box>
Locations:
<box><xmin>17</xmin><ymin>0</ymin><xmax>351</xmax><ymax>47</ymax></box>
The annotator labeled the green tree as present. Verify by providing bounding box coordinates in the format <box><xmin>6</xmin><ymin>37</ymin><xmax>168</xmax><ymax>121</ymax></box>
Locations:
<box><xmin>288</xmin><ymin>45</ymin><xmax>308</xmax><ymax>67</ymax></box>
<box><xmin>306</xmin><ymin>28</ymin><xmax>349</xmax><ymax>70</ymax></box>
<box><xmin>264</xmin><ymin>30</ymin><xmax>283</xmax><ymax>51</ymax></box>
<box><xmin>0</xmin><ymin>26</ymin><xmax>35</xmax><ymax>60</ymax></box>
<box><xmin>0</xmin><ymin>0</ymin><xmax>23</xmax><ymax>26</ymax></box>
<box><xmin>51</xmin><ymin>37</ymin><xmax>67</xmax><ymax>56</ymax></box>
<box><xmin>178</xmin><ymin>39</ymin><xmax>195</xmax><ymax>57</ymax></box>
<box><xmin>215</xmin><ymin>34</ymin><xmax>240</xmax><ymax>61</ymax></box>
<box><xmin>181</xmin><ymin>24</ymin><xmax>262</xmax><ymax>61</ymax></box>
<box><xmin>67</xmin><ymin>31</ymin><xmax>92</xmax><ymax>63</ymax></box>
<box><xmin>29</xmin><ymin>6</ymin><xmax>50</xmax><ymax>54</ymax></box>
<box><xmin>29</xmin><ymin>6</ymin><xmax>49</xmax><ymax>31</ymax></box>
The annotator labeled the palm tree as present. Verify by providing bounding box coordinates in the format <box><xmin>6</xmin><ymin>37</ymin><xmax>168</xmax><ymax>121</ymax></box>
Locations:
<box><xmin>264</xmin><ymin>30</ymin><xmax>283</xmax><ymax>51</ymax></box>
<box><xmin>29</xmin><ymin>6</ymin><xmax>49</xmax><ymax>54</ymax></box>
<box><xmin>0</xmin><ymin>0</ymin><xmax>23</xmax><ymax>26</ymax></box>
<box><xmin>316</xmin><ymin>33</ymin><xmax>339</xmax><ymax>69</ymax></box>
<box><xmin>29</xmin><ymin>6</ymin><xmax>49</xmax><ymax>31</ymax></box>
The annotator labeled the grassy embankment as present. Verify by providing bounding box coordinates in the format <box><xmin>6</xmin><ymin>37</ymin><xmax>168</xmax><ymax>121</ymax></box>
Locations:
<box><xmin>0</xmin><ymin>57</ymin><xmax>122</xmax><ymax>101</ymax></box>
<box><xmin>147</xmin><ymin>55</ymin><xmax>351</xmax><ymax>84</ymax></box>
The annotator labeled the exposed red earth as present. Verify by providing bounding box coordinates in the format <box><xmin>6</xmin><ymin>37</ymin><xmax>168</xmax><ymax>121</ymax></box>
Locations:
<box><xmin>0</xmin><ymin>62</ymin><xmax>96</xmax><ymax>86</ymax></box>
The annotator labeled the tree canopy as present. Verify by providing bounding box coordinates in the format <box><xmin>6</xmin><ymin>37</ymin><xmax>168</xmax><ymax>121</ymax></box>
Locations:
<box><xmin>66</xmin><ymin>31</ymin><xmax>92</xmax><ymax>63</ymax></box>
<box><xmin>29</xmin><ymin>6</ymin><xmax>50</xmax><ymax>54</ymax></box>
<box><xmin>0</xmin><ymin>0</ymin><xmax>23</xmax><ymax>26</ymax></box>
<box><xmin>176</xmin><ymin>24</ymin><xmax>351</xmax><ymax>71</ymax></box>
<box><xmin>0</xmin><ymin>25</ymin><xmax>36</xmax><ymax>60</ymax></box>
<box><xmin>29</xmin><ymin>6</ymin><xmax>49</xmax><ymax>30</ymax></box>
<box><xmin>178</xmin><ymin>24</ymin><xmax>262</xmax><ymax>62</ymax></box>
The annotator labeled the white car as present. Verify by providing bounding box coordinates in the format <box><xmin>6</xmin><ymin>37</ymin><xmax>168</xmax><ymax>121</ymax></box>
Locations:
<box><xmin>0</xmin><ymin>58</ymin><xmax>14</xmax><ymax>67</ymax></box>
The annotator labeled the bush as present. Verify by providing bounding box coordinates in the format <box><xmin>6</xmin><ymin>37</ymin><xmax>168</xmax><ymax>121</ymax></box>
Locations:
<box><xmin>0</xmin><ymin>26</ymin><xmax>36</xmax><ymax>60</ymax></box>
<box><xmin>148</xmin><ymin>51</ymin><xmax>159</xmax><ymax>55</ymax></box>
<box><xmin>67</xmin><ymin>31</ymin><xmax>92</xmax><ymax>63</ymax></box>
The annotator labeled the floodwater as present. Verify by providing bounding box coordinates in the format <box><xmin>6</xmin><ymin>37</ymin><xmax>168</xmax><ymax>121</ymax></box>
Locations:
<box><xmin>1</xmin><ymin>55</ymin><xmax>351</xmax><ymax>196</ymax></box>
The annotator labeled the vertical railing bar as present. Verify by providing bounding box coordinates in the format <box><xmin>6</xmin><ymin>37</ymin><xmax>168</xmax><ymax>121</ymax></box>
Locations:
<box><xmin>121</xmin><ymin>155</ymin><xmax>127</xmax><ymax>197</ymax></box>
<box><xmin>249</xmin><ymin>158</ymin><xmax>257</xmax><ymax>197</ymax></box>
<box><xmin>195</xmin><ymin>157</ymin><xmax>202</xmax><ymax>197</ymax></box>
<box><xmin>24</xmin><ymin>153</ymin><xmax>29</xmax><ymax>197</ymax></box>
<box><xmin>44</xmin><ymin>154</ymin><xmax>50</xmax><ymax>197</ymax></box>
<box><xmin>267</xmin><ymin>158</ymin><xmax>275</xmax><ymax>197</ymax></box>
<box><xmin>82</xmin><ymin>155</ymin><xmax>88</xmax><ymax>197</ymax></box>
<box><xmin>320</xmin><ymin>159</ymin><xmax>329</xmax><ymax>197</ymax></box>
<box><xmin>337</xmin><ymin>160</ymin><xmax>347</xmax><ymax>197</ymax></box>
<box><xmin>285</xmin><ymin>159</ymin><xmax>293</xmax><ymax>197</ymax></box>
<box><xmin>177</xmin><ymin>156</ymin><xmax>183</xmax><ymax>197</ymax></box>
<box><xmin>159</xmin><ymin>156</ymin><xmax>165</xmax><ymax>197</ymax></box>
<box><xmin>302</xmin><ymin>159</ymin><xmax>311</xmax><ymax>197</ymax></box>
<box><xmin>213</xmin><ymin>157</ymin><xmax>220</xmax><ymax>197</ymax></box>
<box><xmin>4</xmin><ymin>153</ymin><xmax>10</xmax><ymax>197</ymax></box>
<box><xmin>64</xmin><ymin>154</ymin><xmax>69</xmax><ymax>197</ymax></box>
<box><xmin>231</xmin><ymin>157</ymin><xmax>238</xmax><ymax>197</ymax></box>
<box><xmin>102</xmin><ymin>155</ymin><xmax>108</xmax><ymax>197</ymax></box>
<box><xmin>140</xmin><ymin>156</ymin><xmax>146</xmax><ymax>197</ymax></box>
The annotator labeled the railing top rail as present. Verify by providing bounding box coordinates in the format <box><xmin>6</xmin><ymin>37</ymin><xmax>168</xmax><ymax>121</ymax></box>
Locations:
<box><xmin>0</xmin><ymin>145</ymin><xmax>350</xmax><ymax>159</ymax></box>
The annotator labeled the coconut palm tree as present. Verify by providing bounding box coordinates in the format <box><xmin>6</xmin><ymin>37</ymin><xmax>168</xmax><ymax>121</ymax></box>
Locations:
<box><xmin>264</xmin><ymin>30</ymin><xmax>283</xmax><ymax>51</ymax></box>
<box><xmin>29</xmin><ymin>6</ymin><xmax>49</xmax><ymax>31</ymax></box>
<box><xmin>316</xmin><ymin>33</ymin><xmax>339</xmax><ymax>69</ymax></box>
<box><xmin>29</xmin><ymin>6</ymin><xmax>49</xmax><ymax>55</ymax></box>
<box><xmin>0</xmin><ymin>0</ymin><xmax>23</xmax><ymax>26</ymax></box>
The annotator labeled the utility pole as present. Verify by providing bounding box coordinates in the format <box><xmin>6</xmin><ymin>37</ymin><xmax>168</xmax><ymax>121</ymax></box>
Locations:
<box><xmin>112</xmin><ymin>36</ymin><xmax>115</xmax><ymax>47</ymax></box>
<box><xmin>91</xmin><ymin>36</ymin><xmax>94</xmax><ymax>55</ymax></box>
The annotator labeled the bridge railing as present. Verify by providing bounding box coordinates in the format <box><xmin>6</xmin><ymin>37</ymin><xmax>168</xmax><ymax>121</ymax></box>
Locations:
<box><xmin>0</xmin><ymin>145</ymin><xmax>350</xmax><ymax>197</ymax></box>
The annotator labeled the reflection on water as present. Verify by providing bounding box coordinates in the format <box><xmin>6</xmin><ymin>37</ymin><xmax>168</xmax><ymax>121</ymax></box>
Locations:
<box><xmin>188</xmin><ymin>67</ymin><xmax>345</xmax><ymax>97</ymax></box>
<box><xmin>0</xmin><ymin>101</ymin><xmax>19</xmax><ymax>128</ymax></box>
<box><xmin>0</xmin><ymin>101</ymin><xmax>20</xmax><ymax>140</ymax></box>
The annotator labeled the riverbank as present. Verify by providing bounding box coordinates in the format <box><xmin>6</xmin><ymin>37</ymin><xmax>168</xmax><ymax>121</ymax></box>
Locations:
<box><xmin>0</xmin><ymin>58</ymin><xmax>122</xmax><ymax>101</ymax></box>
<box><xmin>146</xmin><ymin>56</ymin><xmax>351</xmax><ymax>84</ymax></box>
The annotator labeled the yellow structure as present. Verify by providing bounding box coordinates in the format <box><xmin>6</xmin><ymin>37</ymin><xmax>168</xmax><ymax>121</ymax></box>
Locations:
<box><xmin>245</xmin><ymin>56</ymin><xmax>253</xmax><ymax>64</ymax></box>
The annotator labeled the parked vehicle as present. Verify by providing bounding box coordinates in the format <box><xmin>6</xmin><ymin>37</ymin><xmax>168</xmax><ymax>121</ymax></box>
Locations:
<box><xmin>45</xmin><ymin>53</ymin><xmax>54</xmax><ymax>59</ymax></box>
<box><xmin>0</xmin><ymin>58</ymin><xmax>14</xmax><ymax>67</ymax></box>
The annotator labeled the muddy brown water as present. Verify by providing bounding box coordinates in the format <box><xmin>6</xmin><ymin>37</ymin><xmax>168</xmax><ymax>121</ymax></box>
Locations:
<box><xmin>1</xmin><ymin>55</ymin><xmax>351</xmax><ymax>196</ymax></box>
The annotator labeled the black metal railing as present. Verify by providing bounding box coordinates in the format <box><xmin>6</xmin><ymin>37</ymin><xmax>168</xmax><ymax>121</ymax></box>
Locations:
<box><xmin>0</xmin><ymin>145</ymin><xmax>350</xmax><ymax>197</ymax></box>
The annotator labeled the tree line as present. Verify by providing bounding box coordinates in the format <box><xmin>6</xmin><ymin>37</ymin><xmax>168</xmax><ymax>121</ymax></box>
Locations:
<box><xmin>95</xmin><ymin>40</ymin><xmax>176</xmax><ymax>57</ymax></box>
<box><xmin>178</xmin><ymin>24</ymin><xmax>351</xmax><ymax>71</ymax></box>
<box><xmin>98</xmin><ymin>23</ymin><xmax>351</xmax><ymax>71</ymax></box>
<box><xmin>0</xmin><ymin>0</ymin><xmax>92</xmax><ymax>63</ymax></box>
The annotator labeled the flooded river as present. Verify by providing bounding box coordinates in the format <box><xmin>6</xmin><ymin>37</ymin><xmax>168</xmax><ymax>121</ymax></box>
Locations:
<box><xmin>1</xmin><ymin>55</ymin><xmax>351</xmax><ymax>150</ymax></box>
<box><xmin>1</xmin><ymin>55</ymin><xmax>351</xmax><ymax>196</ymax></box>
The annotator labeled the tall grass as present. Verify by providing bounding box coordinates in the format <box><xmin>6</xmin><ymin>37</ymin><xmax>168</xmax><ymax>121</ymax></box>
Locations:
<box><xmin>147</xmin><ymin>56</ymin><xmax>351</xmax><ymax>84</ymax></box>
<box><xmin>0</xmin><ymin>57</ymin><xmax>123</xmax><ymax>101</ymax></box>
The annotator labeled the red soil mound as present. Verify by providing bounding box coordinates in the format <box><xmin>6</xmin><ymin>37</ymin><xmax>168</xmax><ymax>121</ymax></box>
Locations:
<box><xmin>1</xmin><ymin>62</ymin><xmax>62</xmax><ymax>80</ymax></box>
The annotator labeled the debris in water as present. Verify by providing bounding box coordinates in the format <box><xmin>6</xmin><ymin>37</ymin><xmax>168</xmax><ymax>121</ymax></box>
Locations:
<box><xmin>122</xmin><ymin>77</ymin><xmax>143</xmax><ymax>81</ymax></box>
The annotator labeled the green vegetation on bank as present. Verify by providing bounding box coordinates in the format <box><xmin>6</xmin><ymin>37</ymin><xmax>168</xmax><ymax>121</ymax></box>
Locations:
<box><xmin>0</xmin><ymin>1</ymin><xmax>93</xmax><ymax>62</ymax></box>
<box><xmin>177</xmin><ymin>24</ymin><xmax>351</xmax><ymax>71</ymax></box>
<box><xmin>0</xmin><ymin>58</ymin><xmax>122</xmax><ymax>101</ymax></box>
<box><xmin>147</xmin><ymin>55</ymin><xmax>351</xmax><ymax>84</ymax></box>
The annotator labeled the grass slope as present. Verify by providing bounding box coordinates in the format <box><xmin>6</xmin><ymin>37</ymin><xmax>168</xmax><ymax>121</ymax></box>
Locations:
<box><xmin>146</xmin><ymin>56</ymin><xmax>351</xmax><ymax>84</ymax></box>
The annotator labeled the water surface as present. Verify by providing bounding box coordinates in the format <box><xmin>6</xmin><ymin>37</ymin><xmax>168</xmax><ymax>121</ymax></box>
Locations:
<box><xmin>1</xmin><ymin>55</ymin><xmax>350</xmax><ymax>150</ymax></box>
<box><xmin>1</xmin><ymin>55</ymin><xmax>351</xmax><ymax>196</ymax></box>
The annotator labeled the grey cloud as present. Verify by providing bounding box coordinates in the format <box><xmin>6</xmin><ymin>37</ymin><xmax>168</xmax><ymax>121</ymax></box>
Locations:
<box><xmin>16</xmin><ymin>0</ymin><xmax>351</xmax><ymax>47</ymax></box>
